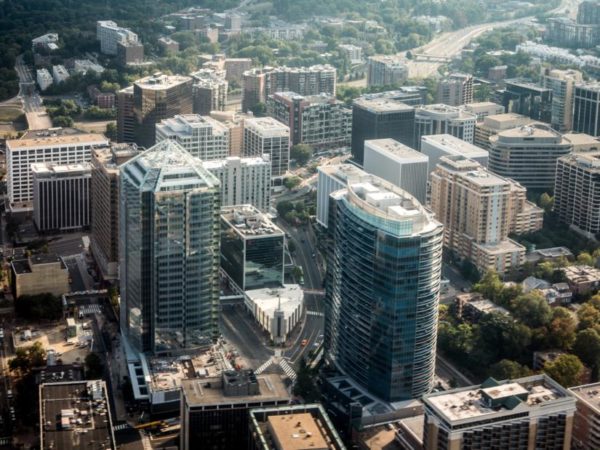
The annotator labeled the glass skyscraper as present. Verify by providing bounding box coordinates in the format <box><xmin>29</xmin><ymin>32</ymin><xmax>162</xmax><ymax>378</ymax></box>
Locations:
<box><xmin>324</xmin><ymin>175</ymin><xmax>443</xmax><ymax>401</ymax></box>
<box><xmin>120</xmin><ymin>140</ymin><xmax>221</xmax><ymax>354</ymax></box>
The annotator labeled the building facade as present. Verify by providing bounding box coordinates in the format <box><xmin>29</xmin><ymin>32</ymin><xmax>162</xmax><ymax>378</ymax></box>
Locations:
<box><xmin>191</xmin><ymin>69</ymin><xmax>228</xmax><ymax>115</ymax></box>
<box><xmin>501</xmin><ymin>79</ymin><xmax>553</xmax><ymax>123</ymax></box>
<box><xmin>542</xmin><ymin>69</ymin><xmax>583</xmax><ymax>132</ymax></box>
<box><xmin>325</xmin><ymin>175</ymin><xmax>443</xmax><ymax>401</ymax></box>
<box><xmin>116</xmin><ymin>86</ymin><xmax>135</xmax><ymax>143</ymax></box>
<box><xmin>436</xmin><ymin>73</ymin><xmax>474</xmax><ymax>106</ymax></box>
<box><xmin>421</xmin><ymin>133</ymin><xmax>488</xmax><ymax>174</ymax></box>
<box><xmin>120</xmin><ymin>140</ymin><xmax>221</xmax><ymax>354</ymax></box>
<box><xmin>243</xmin><ymin>118</ymin><xmax>290</xmax><ymax>179</ymax></box>
<box><xmin>96</xmin><ymin>20</ymin><xmax>139</xmax><ymax>55</ymax></box>
<box><xmin>570</xmin><ymin>382</ymin><xmax>600</xmax><ymax>450</ymax></box>
<box><xmin>474</xmin><ymin>113</ymin><xmax>533</xmax><ymax>151</ymax></box>
<box><xmin>155</xmin><ymin>114</ymin><xmax>229</xmax><ymax>161</ymax></box>
<box><xmin>367</xmin><ymin>55</ymin><xmax>409</xmax><ymax>87</ymax></box>
<box><xmin>414</xmin><ymin>104</ymin><xmax>477</xmax><ymax>150</ymax></box>
<box><xmin>574</xmin><ymin>83</ymin><xmax>600</xmax><ymax>136</ymax></box>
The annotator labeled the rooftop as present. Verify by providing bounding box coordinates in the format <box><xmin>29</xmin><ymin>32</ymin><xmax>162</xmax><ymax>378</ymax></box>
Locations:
<box><xmin>563</xmin><ymin>133</ymin><xmax>600</xmax><ymax>151</ymax></box>
<box><xmin>203</xmin><ymin>155</ymin><xmax>270</xmax><ymax>171</ymax></box>
<box><xmin>245</xmin><ymin>117</ymin><xmax>290</xmax><ymax>137</ymax></box>
<box><xmin>472</xmin><ymin>239</ymin><xmax>526</xmax><ymax>255</ymax></box>
<box><xmin>365</xmin><ymin>138</ymin><xmax>427</xmax><ymax>163</ymax></box>
<box><xmin>246</xmin><ymin>285</ymin><xmax>304</xmax><ymax>317</ymax></box>
<box><xmin>7</xmin><ymin>128</ymin><xmax>109</xmax><ymax>150</ymax></box>
<box><xmin>12</xmin><ymin>254</ymin><xmax>66</xmax><ymax>274</ymax></box>
<box><xmin>31</xmin><ymin>162</ymin><xmax>92</xmax><ymax>177</ymax></box>
<box><xmin>39</xmin><ymin>380</ymin><xmax>116</xmax><ymax>450</ymax></box>
<box><xmin>156</xmin><ymin>114</ymin><xmax>229</xmax><ymax>136</ymax></box>
<box><xmin>570</xmin><ymin>382</ymin><xmax>600</xmax><ymax>414</ymax></box>
<box><xmin>268</xmin><ymin>413</ymin><xmax>329</xmax><ymax>450</ymax></box>
<box><xmin>421</xmin><ymin>134</ymin><xmax>488</xmax><ymax>157</ymax></box>
<box><xmin>353</xmin><ymin>97</ymin><xmax>414</xmax><ymax>113</ymax></box>
<box><xmin>481</xmin><ymin>113</ymin><xmax>532</xmax><ymax>130</ymax></box>
<box><xmin>368</xmin><ymin>55</ymin><xmax>408</xmax><ymax>66</ymax></box>
<box><xmin>221</xmin><ymin>204</ymin><xmax>284</xmax><ymax>238</ymax></box>
<box><xmin>416</xmin><ymin>103</ymin><xmax>476</xmax><ymax>120</ymax></box>
<box><xmin>134</xmin><ymin>72</ymin><xmax>192</xmax><ymax>90</ymax></box>
<box><xmin>495</xmin><ymin>124</ymin><xmax>564</xmax><ymax>139</ymax></box>
<box><xmin>318</xmin><ymin>163</ymin><xmax>368</xmax><ymax>183</ymax></box>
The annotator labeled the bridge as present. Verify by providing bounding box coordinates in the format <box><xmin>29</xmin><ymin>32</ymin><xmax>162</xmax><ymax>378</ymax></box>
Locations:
<box><xmin>412</xmin><ymin>54</ymin><xmax>452</xmax><ymax>63</ymax></box>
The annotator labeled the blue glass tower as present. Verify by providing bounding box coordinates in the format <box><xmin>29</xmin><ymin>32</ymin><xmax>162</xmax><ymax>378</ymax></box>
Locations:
<box><xmin>120</xmin><ymin>140</ymin><xmax>221</xmax><ymax>354</ymax></box>
<box><xmin>324</xmin><ymin>176</ymin><xmax>443</xmax><ymax>401</ymax></box>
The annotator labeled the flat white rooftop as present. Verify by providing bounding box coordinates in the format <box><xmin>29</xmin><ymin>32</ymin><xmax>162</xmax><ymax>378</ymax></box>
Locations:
<box><xmin>365</xmin><ymin>138</ymin><xmax>427</xmax><ymax>163</ymax></box>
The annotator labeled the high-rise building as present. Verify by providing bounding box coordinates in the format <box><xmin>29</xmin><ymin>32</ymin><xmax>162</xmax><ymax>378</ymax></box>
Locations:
<box><xmin>117</xmin><ymin>40</ymin><xmax>144</xmax><ymax>65</ymax></box>
<box><xmin>474</xmin><ymin>112</ymin><xmax>534</xmax><ymax>150</ymax></box>
<box><xmin>316</xmin><ymin>164</ymin><xmax>369</xmax><ymax>228</ymax></box>
<box><xmin>488</xmin><ymin>124</ymin><xmax>573</xmax><ymax>190</ymax></box>
<box><xmin>249</xmin><ymin>404</ymin><xmax>346</xmax><ymax>450</ymax></box>
<box><xmin>243</xmin><ymin>117</ymin><xmax>290</xmax><ymax>179</ymax></box>
<box><xmin>210</xmin><ymin>111</ymin><xmax>251</xmax><ymax>156</ymax></box>
<box><xmin>90</xmin><ymin>143</ymin><xmax>139</xmax><ymax>280</ymax></box>
<box><xmin>351</xmin><ymin>97</ymin><xmax>415</xmax><ymax>165</ymax></box>
<box><xmin>542</xmin><ymin>68</ymin><xmax>583</xmax><ymax>132</ymax></box>
<box><xmin>414</xmin><ymin>104</ymin><xmax>477</xmax><ymax>150</ymax></box>
<box><xmin>461</xmin><ymin>102</ymin><xmax>505</xmax><ymax>121</ymax></box>
<box><xmin>423</xmin><ymin>375</ymin><xmax>576</xmax><ymax>450</ymax></box>
<box><xmin>180</xmin><ymin>371</ymin><xmax>290</xmax><ymax>450</ymax></box>
<box><xmin>574</xmin><ymin>82</ymin><xmax>600</xmax><ymax>136</ymax></box>
<box><xmin>545</xmin><ymin>18</ymin><xmax>599</xmax><ymax>48</ymax></box>
<box><xmin>220</xmin><ymin>205</ymin><xmax>284</xmax><ymax>291</ymax></box>
<box><xmin>570</xmin><ymin>381</ymin><xmax>600</xmax><ymax>450</ymax></box>
<box><xmin>363</xmin><ymin>138</ymin><xmax>428</xmax><ymax>204</ymax></box>
<box><xmin>367</xmin><ymin>55</ymin><xmax>409</xmax><ymax>87</ymax></box>
<box><xmin>242</xmin><ymin>65</ymin><xmax>336</xmax><ymax>113</ymax></box>
<box><xmin>436</xmin><ymin>73</ymin><xmax>474</xmax><ymax>106</ymax></box>
<box><xmin>203</xmin><ymin>155</ymin><xmax>271</xmax><ymax>212</ymax></box>
<box><xmin>501</xmin><ymin>79</ymin><xmax>553</xmax><ymax>123</ymax></box>
<box><xmin>555</xmin><ymin>151</ymin><xmax>600</xmax><ymax>239</ymax></box>
<box><xmin>430</xmin><ymin>155</ymin><xmax>543</xmax><ymax>274</ymax></box>
<box><xmin>6</xmin><ymin>128</ymin><xmax>109</xmax><ymax>212</ymax></box>
<box><xmin>421</xmin><ymin>134</ymin><xmax>488</xmax><ymax>174</ymax></box>
<box><xmin>355</xmin><ymin>87</ymin><xmax>428</xmax><ymax>106</ymax></box>
<box><xmin>191</xmin><ymin>69</ymin><xmax>228</xmax><ymax>115</ymax></box>
<box><xmin>119</xmin><ymin>140</ymin><xmax>220</xmax><ymax>354</ymax></box>
<box><xmin>32</xmin><ymin>163</ymin><xmax>91</xmax><ymax>232</ymax></box>
<box><xmin>578</xmin><ymin>0</ymin><xmax>600</xmax><ymax>24</ymax></box>
<box><xmin>339</xmin><ymin>44</ymin><xmax>362</xmax><ymax>63</ymax></box>
<box><xmin>223</xmin><ymin>58</ymin><xmax>252</xmax><ymax>83</ymax></box>
<box><xmin>155</xmin><ymin>114</ymin><xmax>229</xmax><ymax>161</ymax></box>
<box><xmin>122</xmin><ymin>73</ymin><xmax>193</xmax><ymax>148</ymax></box>
<box><xmin>116</xmin><ymin>86</ymin><xmax>135</xmax><ymax>143</ymax></box>
<box><xmin>267</xmin><ymin>92</ymin><xmax>352</xmax><ymax>148</ymax></box>
<box><xmin>325</xmin><ymin>175</ymin><xmax>443</xmax><ymax>401</ymax></box>
<box><xmin>96</xmin><ymin>20</ymin><xmax>139</xmax><ymax>55</ymax></box>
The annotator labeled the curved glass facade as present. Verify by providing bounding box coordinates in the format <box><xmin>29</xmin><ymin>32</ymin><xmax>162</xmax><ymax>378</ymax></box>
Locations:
<box><xmin>324</xmin><ymin>180</ymin><xmax>443</xmax><ymax>401</ymax></box>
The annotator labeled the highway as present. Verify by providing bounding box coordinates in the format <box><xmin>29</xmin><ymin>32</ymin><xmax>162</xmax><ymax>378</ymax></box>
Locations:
<box><xmin>15</xmin><ymin>54</ymin><xmax>52</xmax><ymax>130</ymax></box>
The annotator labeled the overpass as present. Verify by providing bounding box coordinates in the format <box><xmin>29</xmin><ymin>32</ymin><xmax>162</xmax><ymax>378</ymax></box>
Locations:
<box><xmin>412</xmin><ymin>53</ymin><xmax>452</xmax><ymax>63</ymax></box>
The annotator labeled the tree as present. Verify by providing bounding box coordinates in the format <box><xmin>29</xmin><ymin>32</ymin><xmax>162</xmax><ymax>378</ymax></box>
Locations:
<box><xmin>546</xmin><ymin>307</ymin><xmax>577</xmax><ymax>350</ymax></box>
<box><xmin>52</xmin><ymin>115</ymin><xmax>74</xmax><ymax>127</ymax></box>
<box><xmin>276</xmin><ymin>200</ymin><xmax>294</xmax><ymax>217</ymax></box>
<box><xmin>578</xmin><ymin>303</ymin><xmax>600</xmax><ymax>330</ymax></box>
<box><xmin>105</xmin><ymin>122</ymin><xmax>117</xmax><ymax>141</ymax></box>
<box><xmin>543</xmin><ymin>354</ymin><xmax>584</xmax><ymax>387</ymax></box>
<box><xmin>577</xmin><ymin>252</ymin><xmax>595</xmax><ymax>266</ymax></box>
<box><xmin>473</xmin><ymin>271</ymin><xmax>504</xmax><ymax>303</ymax></box>
<box><xmin>250</xmin><ymin>102</ymin><xmax>267</xmax><ymax>117</ymax></box>
<box><xmin>489</xmin><ymin>359</ymin><xmax>532</xmax><ymax>380</ymax></box>
<box><xmin>16</xmin><ymin>293</ymin><xmax>62</xmax><ymax>321</ymax></box>
<box><xmin>85</xmin><ymin>353</ymin><xmax>104</xmax><ymax>379</ymax></box>
<box><xmin>474</xmin><ymin>312</ymin><xmax>531</xmax><ymax>365</ymax></box>
<box><xmin>511</xmin><ymin>291</ymin><xmax>552</xmax><ymax>328</ymax></box>
<box><xmin>539</xmin><ymin>192</ymin><xmax>554</xmax><ymax>213</ymax></box>
<box><xmin>573</xmin><ymin>328</ymin><xmax>600</xmax><ymax>369</ymax></box>
<box><xmin>284</xmin><ymin>176</ymin><xmax>301</xmax><ymax>190</ymax></box>
<box><xmin>9</xmin><ymin>342</ymin><xmax>46</xmax><ymax>375</ymax></box>
<box><xmin>290</xmin><ymin>144</ymin><xmax>313</xmax><ymax>166</ymax></box>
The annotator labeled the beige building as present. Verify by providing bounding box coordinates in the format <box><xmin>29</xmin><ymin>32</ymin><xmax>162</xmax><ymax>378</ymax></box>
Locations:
<box><xmin>474</xmin><ymin>112</ymin><xmax>533</xmax><ymax>150</ymax></box>
<box><xmin>563</xmin><ymin>132</ymin><xmax>600</xmax><ymax>152</ymax></box>
<box><xmin>423</xmin><ymin>375</ymin><xmax>576</xmax><ymax>450</ymax></box>
<box><xmin>570</xmin><ymin>382</ymin><xmax>600</xmax><ymax>450</ymax></box>
<box><xmin>11</xmin><ymin>254</ymin><xmax>69</xmax><ymax>298</ymax></box>
<box><xmin>430</xmin><ymin>155</ymin><xmax>543</xmax><ymax>274</ymax></box>
<box><xmin>90</xmin><ymin>143</ymin><xmax>139</xmax><ymax>280</ymax></box>
<box><xmin>542</xmin><ymin>68</ymin><xmax>583</xmax><ymax>132</ymax></box>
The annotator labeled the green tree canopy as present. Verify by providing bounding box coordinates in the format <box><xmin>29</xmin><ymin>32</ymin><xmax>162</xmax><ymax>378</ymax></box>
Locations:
<box><xmin>573</xmin><ymin>328</ymin><xmax>600</xmax><ymax>369</ymax></box>
<box><xmin>511</xmin><ymin>291</ymin><xmax>552</xmax><ymax>328</ymax></box>
<box><xmin>290</xmin><ymin>144</ymin><xmax>313</xmax><ymax>166</ymax></box>
<box><xmin>543</xmin><ymin>354</ymin><xmax>584</xmax><ymax>388</ymax></box>
<box><xmin>489</xmin><ymin>359</ymin><xmax>532</xmax><ymax>380</ymax></box>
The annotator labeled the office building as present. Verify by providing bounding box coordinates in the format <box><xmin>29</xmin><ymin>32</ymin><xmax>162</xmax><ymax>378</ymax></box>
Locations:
<box><xmin>501</xmin><ymin>79</ymin><xmax>553</xmax><ymax>123</ymax></box>
<box><xmin>325</xmin><ymin>175</ymin><xmax>443</xmax><ymax>401</ymax></box>
<box><xmin>32</xmin><ymin>163</ymin><xmax>91</xmax><ymax>232</ymax></box>
<box><xmin>563</xmin><ymin>132</ymin><xmax>600</xmax><ymax>152</ymax></box>
<box><xmin>181</xmin><ymin>371</ymin><xmax>290</xmax><ymax>450</ymax></box>
<box><xmin>356</xmin><ymin>87</ymin><xmax>428</xmax><ymax>106</ymax></box>
<box><xmin>191</xmin><ymin>69</ymin><xmax>228</xmax><ymax>115</ymax></box>
<box><xmin>117</xmin><ymin>40</ymin><xmax>144</xmax><ymax>65</ymax></box>
<box><xmin>90</xmin><ymin>143</ymin><xmax>139</xmax><ymax>280</ymax></box>
<box><xmin>578</xmin><ymin>0</ymin><xmax>600</xmax><ymax>24</ymax></box>
<box><xmin>51</xmin><ymin>65</ymin><xmax>69</xmax><ymax>84</ymax></box>
<box><xmin>462</xmin><ymin>102</ymin><xmax>505</xmax><ymax>121</ymax></box>
<box><xmin>242</xmin><ymin>65</ymin><xmax>336</xmax><ymax>113</ymax></box>
<box><xmin>39</xmin><ymin>380</ymin><xmax>117</xmax><ymax>450</ymax></box>
<box><xmin>574</xmin><ymin>83</ymin><xmax>600</xmax><ymax>136</ymax></box>
<box><xmin>243</xmin><ymin>117</ymin><xmax>290</xmax><ymax>179</ymax></box>
<box><xmin>120</xmin><ymin>140</ymin><xmax>220</xmax><ymax>354</ymax></box>
<box><xmin>96</xmin><ymin>20</ymin><xmax>139</xmax><ymax>55</ymax></box>
<box><xmin>155</xmin><ymin>114</ymin><xmax>229</xmax><ymax>161</ymax></box>
<box><xmin>116</xmin><ymin>86</ymin><xmax>135</xmax><ymax>143</ymax></box>
<box><xmin>570</xmin><ymin>382</ymin><xmax>600</xmax><ymax>450</ymax></box>
<box><xmin>36</xmin><ymin>68</ymin><xmax>53</xmax><ymax>91</ymax></box>
<box><xmin>363</xmin><ymin>138</ymin><xmax>428</xmax><ymax>204</ymax></box>
<box><xmin>489</xmin><ymin>124</ymin><xmax>572</xmax><ymax>190</ymax></box>
<box><xmin>267</xmin><ymin>91</ymin><xmax>352</xmax><ymax>148</ymax></box>
<box><xmin>367</xmin><ymin>55</ymin><xmax>408</xmax><ymax>87</ymax></box>
<box><xmin>11</xmin><ymin>254</ymin><xmax>69</xmax><ymax>298</ymax></box>
<box><xmin>221</xmin><ymin>205</ymin><xmax>284</xmax><ymax>291</ymax></box>
<box><xmin>249</xmin><ymin>404</ymin><xmax>346</xmax><ymax>450</ymax></box>
<box><xmin>6</xmin><ymin>128</ymin><xmax>108</xmax><ymax>212</ymax></box>
<box><xmin>474</xmin><ymin>112</ymin><xmax>534</xmax><ymax>150</ymax></box>
<box><xmin>414</xmin><ymin>104</ymin><xmax>477</xmax><ymax>150</ymax></box>
<box><xmin>351</xmin><ymin>97</ymin><xmax>415</xmax><ymax>165</ymax></box>
<box><xmin>210</xmin><ymin>111</ymin><xmax>251</xmax><ymax>156</ymax></box>
<box><xmin>555</xmin><ymin>151</ymin><xmax>600</xmax><ymax>238</ymax></box>
<box><xmin>430</xmin><ymin>156</ymin><xmax>543</xmax><ymax>274</ymax></box>
<box><xmin>316</xmin><ymin>164</ymin><xmax>369</xmax><ymax>228</ymax></box>
<box><xmin>421</xmin><ymin>134</ymin><xmax>488</xmax><ymax>173</ymax></box>
<box><xmin>546</xmin><ymin>18</ymin><xmax>599</xmax><ymax>48</ymax></box>
<box><xmin>203</xmin><ymin>155</ymin><xmax>271</xmax><ymax>212</ymax></box>
<box><xmin>423</xmin><ymin>375</ymin><xmax>576</xmax><ymax>450</ymax></box>
<box><xmin>542</xmin><ymin>69</ymin><xmax>583</xmax><ymax>132</ymax></box>
<box><xmin>436</xmin><ymin>73</ymin><xmax>474</xmax><ymax>106</ymax></box>
<box><xmin>127</xmin><ymin>73</ymin><xmax>193</xmax><ymax>147</ymax></box>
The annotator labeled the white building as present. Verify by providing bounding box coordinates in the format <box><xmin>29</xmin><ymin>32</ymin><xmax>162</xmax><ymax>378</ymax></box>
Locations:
<box><xmin>245</xmin><ymin>285</ymin><xmax>304</xmax><ymax>344</ymax></box>
<box><xmin>36</xmin><ymin>69</ymin><xmax>53</xmax><ymax>91</ymax></box>
<box><xmin>155</xmin><ymin>114</ymin><xmax>229</xmax><ymax>161</ymax></box>
<box><xmin>415</xmin><ymin>104</ymin><xmax>477</xmax><ymax>150</ymax></box>
<box><xmin>339</xmin><ymin>44</ymin><xmax>362</xmax><ymax>63</ymax></box>
<box><xmin>6</xmin><ymin>129</ymin><xmax>109</xmax><ymax>212</ymax></box>
<box><xmin>96</xmin><ymin>20</ymin><xmax>139</xmax><ymax>55</ymax></box>
<box><xmin>73</xmin><ymin>59</ymin><xmax>105</xmax><ymax>75</ymax></box>
<box><xmin>316</xmin><ymin>163</ymin><xmax>369</xmax><ymax>228</ymax></box>
<box><xmin>52</xmin><ymin>65</ymin><xmax>70</xmax><ymax>84</ymax></box>
<box><xmin>203</xmin><ymin>155</ymin><xmax>272</xmax><ymax>212</ymax></box>
<box><xmin>363</xmin><ymin>138</ymin><xmax>429</xmax><ymax>204</ymax></box>
<box><xmin>32</xmin><ymin>33</ymin><xmax>59</xmax><ymax>51</ymax></box>
<box><xmin>243</xmin><ymin>118</ymin><xmax>290</xmax><ymax>179</ymax></box>
<box><xmin>32</xmin><ymin>163</ymin><xmax>91</xmax><ymax>232</ymax></box>
<box><xmin>421</xmin><ymin>134</ymin><xmax>489</xmax><ymax>174</ymax></box>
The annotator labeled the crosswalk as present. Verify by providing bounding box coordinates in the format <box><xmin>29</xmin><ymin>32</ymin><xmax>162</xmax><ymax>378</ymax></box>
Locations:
<box><xmin>306</xmin><ymin>310</ymin><xmax>324</xmax><ymax>317</ymax></box>
<box><xmin>279</xmin><ymin>358</ymin><xmax>297</xmax><ymax>381</ymax></box>
<box><xmin>79</xmin><ymin>304</ymin><xmax>102</xmax><ymax>315</ymax></box>
<box><xmin>254</xmin><ymin>357</ymin><xmax>274</xmax><ymax>375</ymax></box>
<box><xmin>113</xmin><ymin>423</ymin><xmax>130</xmax><ymax>431</ymax></box>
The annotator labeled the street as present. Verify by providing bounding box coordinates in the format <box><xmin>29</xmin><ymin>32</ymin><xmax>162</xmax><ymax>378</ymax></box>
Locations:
<box><xmin>15</xmin><ymin>54</ymin><xmax>52</xmax><ymax>130</ymax></box>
